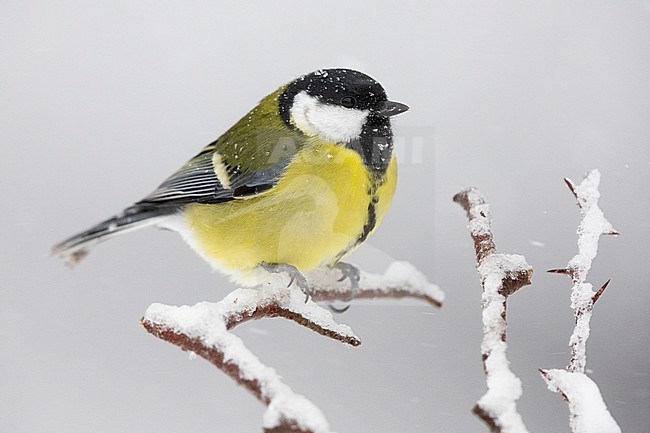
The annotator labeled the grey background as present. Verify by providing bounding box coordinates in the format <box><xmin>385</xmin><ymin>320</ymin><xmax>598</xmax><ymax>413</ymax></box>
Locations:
<box><xmin>1</xmin><ymin>1</ymin><xmax>649</xmax><ymax>432</ymax></box>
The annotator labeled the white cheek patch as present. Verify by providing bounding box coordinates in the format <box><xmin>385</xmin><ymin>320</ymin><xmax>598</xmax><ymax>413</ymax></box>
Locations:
<box><xmin>290</xmin><ymin>91</ymin><xmax>369</xmax><ymax>143</ymax></box>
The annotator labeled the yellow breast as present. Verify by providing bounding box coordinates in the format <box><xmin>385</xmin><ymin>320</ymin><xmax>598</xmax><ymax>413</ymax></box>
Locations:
<box><xmin>183</xmin><ymin>140</ymin><xmax>397</xmax><ymax>285</ymax></box>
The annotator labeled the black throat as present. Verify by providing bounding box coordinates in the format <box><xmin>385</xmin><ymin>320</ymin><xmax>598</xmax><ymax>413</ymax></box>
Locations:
<box><xmin>345</xmin><ymin>114</ymin><xmax>394</xmax><ymax>254</ymax></box>
<box><xmin>346</xmin><ymin>114</ymin><xmax>394</xmax><ymax>173</ymax></box>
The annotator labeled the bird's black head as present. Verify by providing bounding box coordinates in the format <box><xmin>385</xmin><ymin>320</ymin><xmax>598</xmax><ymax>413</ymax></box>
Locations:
<box><xmin>278</xmin><ymin>69</ymin><xmax>409</xmax><ymax>172</ymax></box>
<box><xmin>279</xmin><ymin>69</ymin><xmax>409</xmax><ymax>128</ymax></box>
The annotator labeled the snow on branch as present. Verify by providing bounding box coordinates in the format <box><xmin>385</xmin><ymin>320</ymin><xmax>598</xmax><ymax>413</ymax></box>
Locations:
<box><xmin>547</xmin><ymin>169</ymin><xmax>618</xmax><ymax>373</ymax></box>
<box><xmin>142</xmin><ymin>261</ymin><xmax>443</xmax><ymax>433</ymax></box>
<box><xmin>307</xmin><ymin>261</ymin><xmax>444</xmax><ymax>308</ymax></box>
<box><xmin>454</xmin><ymin>188</ymin><xmax>532</xmax><ymax>433</ymax></box>
<box><xmin>539</xmin><ymin>370</ymin><xmax>620</xmax><ymax>433</ymax></box>
<box><xmin>541</xmin><ymin>169</ymin><xmax>620</xmax><ymax>433</ymax></box>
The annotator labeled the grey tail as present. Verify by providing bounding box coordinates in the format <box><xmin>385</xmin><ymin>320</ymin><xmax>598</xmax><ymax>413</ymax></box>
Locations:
<box><xmin>52</xmin><ymin>204</ymin><xmax>178</xmax><ymax>267</ymax></box>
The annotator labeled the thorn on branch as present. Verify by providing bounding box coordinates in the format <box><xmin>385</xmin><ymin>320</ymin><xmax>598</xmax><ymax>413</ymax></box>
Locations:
<box><xmin>564</xmin><ymin>178</ymin><xmax>578</xmax><ymax>202</ymax></box>
<box><xmin>539</xmin><ymin>369</ymin><xmax>570</xmax><ymax>402</ymax></box>
<box><xmin>547</xmin><ymin>268</ymin><xmax>571</xmax><ymax>275</ymax></box>
<box><xmin>592</xmin><ymin>279</ymin><xmax>611</xmax><ymax>305</ymax></box>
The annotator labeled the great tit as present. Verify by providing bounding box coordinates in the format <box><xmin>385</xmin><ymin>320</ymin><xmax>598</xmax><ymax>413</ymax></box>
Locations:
<box><xmin>53</xmin><ymin>69</ymin><xmax>409</xmax><ymax>297</ymax></box>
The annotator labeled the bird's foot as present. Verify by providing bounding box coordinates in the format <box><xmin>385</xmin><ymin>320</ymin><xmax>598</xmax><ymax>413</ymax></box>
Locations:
<box><xmin>261</xmin><ymin>262</ymin><xmax>311</xmax><ymax>303</ymax></box>
<box><xmin>334</xmin><ymin>261</ymin><xmax>361</xmax><ymax>288</ymax></box>
<box><xmin>328</xmin><ymin>262</ymin><xmax>360</xmax><ymax>313</ymax></box>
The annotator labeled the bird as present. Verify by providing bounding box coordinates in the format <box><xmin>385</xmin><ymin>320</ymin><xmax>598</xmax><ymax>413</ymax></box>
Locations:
<box><xmin>53</xmin><ymin>68</ymin><xmax>409</xmax><ymax>299</ymax></box>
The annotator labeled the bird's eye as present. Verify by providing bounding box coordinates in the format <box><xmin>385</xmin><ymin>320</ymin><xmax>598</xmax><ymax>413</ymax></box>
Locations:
<box><xmin>339</xmin><ymin>96</ymin><xmax>356</xmax><ymax>108</ymax></box>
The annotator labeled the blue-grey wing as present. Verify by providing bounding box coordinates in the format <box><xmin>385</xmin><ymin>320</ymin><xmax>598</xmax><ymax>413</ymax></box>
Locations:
<box><xmin>137</xmin><ymin>141</ymin><xmax>291</xmax><ymax>207</ymax></box>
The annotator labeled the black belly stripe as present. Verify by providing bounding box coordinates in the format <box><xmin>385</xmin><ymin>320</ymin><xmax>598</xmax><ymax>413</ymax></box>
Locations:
<box><xmin>333</xmin><ymin>184</ymin><xmax>381</xmax><ymax>263</ymax></box>
<box><xmin>333</xmin><ymin>147</ymin><xmax>390</xmax><ymax>263</ymax></box>
<box><xmin>356</xmin><ymin>194</ymin><xmax>378</xmax><ymax>246</ymax></box>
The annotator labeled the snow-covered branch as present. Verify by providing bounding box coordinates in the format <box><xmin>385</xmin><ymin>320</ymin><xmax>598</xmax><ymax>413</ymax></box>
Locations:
<box><xmin>454</xmin><ymin>188</ymin><xmax>532</xmax><ymax>433</ymax></box>
<box><xmin>307</xmin><ymin>261</ymin><xmax>444</xmax><ymax>308</ymax></box>
<box><xmin>547</xmin><ymin>170</ymin><xmax>618</xmax><ymax>373</ymax></box>
<box><xmin>539</xmin><ymin>369</ymin><xmax>620</xmax><ymax>433</ymax></box>
<box><xmin>141</xmin><ymin>261</ymin><xmax>443</xmax><ymax>433</ymax></box>
<box><xmin>541</xmin><ymin>169</ymin><xmax>620</xmax><ymax>433</ymax></box>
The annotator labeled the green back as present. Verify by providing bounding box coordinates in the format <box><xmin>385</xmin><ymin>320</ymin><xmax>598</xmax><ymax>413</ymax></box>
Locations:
<box><xmin>216</xmin><ymin>87</ymin><xmax>308</xmax><ymax>172</ymax></box>
<box><xmin>137</xmin><ymin>86</ymin><xmax>309</xmax><ymax>206</ymax></box>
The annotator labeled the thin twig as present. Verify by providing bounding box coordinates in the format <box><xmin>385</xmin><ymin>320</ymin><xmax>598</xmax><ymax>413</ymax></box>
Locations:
<box><xmin>454</xmin><ymin>188</ymin><xmax>532</xmax><ymax>433</ymax></box>
<box><xmin>548</xmin><ymin>169</ymin><xmax>618</xmax><ymax>373</ymax></box>
<box><xmin>541</xmin><ymin>169</ymin><xmax>620</xmax><ymax>433</ymax></box>
<box><xmin>142</xmin><ymin>261</ymin><xmax>443</xmax><ymax>433</ymax></box>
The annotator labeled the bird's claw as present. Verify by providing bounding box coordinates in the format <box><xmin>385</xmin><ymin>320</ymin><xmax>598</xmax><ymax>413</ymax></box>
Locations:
<box><xmin>334</xmin><ymin>262</ymin><xmax>361</xmax><ymax>293</ymax></box>
<box><xmin>261</xmin><ymin>262</ymin><xmax>311</xmax><ymax>303</ymax></box>
<box><xmin>328</xmin><ymin>303</ymin><xmax>351</xmax><ymax>313</ymax></box>
<box><xmin>328</xmin><ymin>262</ymin><xmax>360</xmax><ymax>313</ymax></box>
